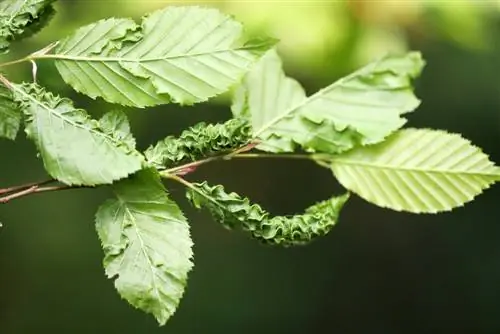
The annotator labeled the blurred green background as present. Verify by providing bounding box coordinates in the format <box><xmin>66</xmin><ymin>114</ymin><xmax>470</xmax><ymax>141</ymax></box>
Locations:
<box><xmin>1</xmin><ymin>0</ymin><xmax>500</xmax><ymax>333</ymax></box>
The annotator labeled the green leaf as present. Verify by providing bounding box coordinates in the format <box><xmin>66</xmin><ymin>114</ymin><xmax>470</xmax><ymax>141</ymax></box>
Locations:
<box><xmin>0</xmin><ymin>0</ymin><xmax>55</xmax><ymax>53</ymax></box>
<box><xmin>98</xmin><ymin>109</ymin><xmax>136</xmax><ymax>148</ymax></box>
<box><xmin>9</xmin><ymin>82</ymin><xmax>144</xmax><ymax>185</ymax></box>
<box><xmin>232</xmin><ymin>50</ymin><xmax>424</xmax><ymax>153</ymax></box>
<box><xmin>0</xmin><ymin>84</ymin><xmax>21</xmax><ymax>139</ymax></box>
<box><xmin>328</xmin><ymin>128</ymin><xmax>500</xmax><ymax>213</ymax></box>
<box><xmin>145</xmin><ymin>118</ymin><xmax>251</xmax><ymax>169</ymax></box>
<box><xmin>95</xmin><ymin>168</ymin><xmax>193</xmax><ymax>326</ymax></box>
<box><xmin>51</xmin><ymin>6</ymin><xmax>276</xmax><ymax>107</ymax></box>
<box><xmin>186</xmin><ymin>181</ymin><xmax>349</xmax><ymax>246</ymax></box>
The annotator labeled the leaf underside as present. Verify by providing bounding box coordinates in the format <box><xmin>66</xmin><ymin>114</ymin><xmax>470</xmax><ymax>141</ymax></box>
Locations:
<box><xmin>232</xmin><ymin>49</ymin><xmax>424</xmax><ymax>154</ymax></box>
<box><xmin>10</xmin><ymin>83</ymin><xmax>144</xmax><ymax>185</ymax></box>
<box><xmin>187</xmin><ymin>181</ymin><xmax>350</xmax><ymax>246</ymax></box>
<box><xmin>95</xmin><ymin>168</ymin><xmax>193</xmax><ymax>326</ymax></box>
<box><xmin>329</xmin><ymin>128</ymin><xmax>500</xmax><ymax>213</ymax></box>
<box><xmin>53</xmin><ymin>6</ymin><xmax>276</xmax><ymax>107</ymax></box>
<box><xmin>0</xmin><ymin>0</ymin><xmax>55</xmax><ymax>53</ymax></box>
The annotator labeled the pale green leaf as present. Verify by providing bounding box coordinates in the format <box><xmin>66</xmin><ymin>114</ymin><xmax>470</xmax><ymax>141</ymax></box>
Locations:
<box><xmin>95</xmin><ymin>168</ymin><xmax>193</xmax><ymax>326</ymax></box>
<box><xmin>9</xmin><ymin>82</ymin><xmax>144</xmax><ymax>185</ymax></box>
<box><xmin>0</xmin><ymin>84</ymin><xmax>21</xmax><ymax>139</ymax></box>
<box><xmin>186</xmin><ymin>181</ymin><xmax>350</xmax><ymax>246</ymax></box>
<box><xmin>0</xmin><ymin>0</ymin><xmax>55</xmax><ymax>53</ymax></box>
<box><xmin>233</xmin><ymin>50</ymin><xmax>424</xmax><ymax>153</ymax></box>
<box><xmin>51</xmin><ymin>6</ymin><xmax>276</xmax><ymax>107</ymax></box>
<box><xmin>328</xmin><ymin>128</ymin><xmax>500</xmax><ymax>213</ymax></box>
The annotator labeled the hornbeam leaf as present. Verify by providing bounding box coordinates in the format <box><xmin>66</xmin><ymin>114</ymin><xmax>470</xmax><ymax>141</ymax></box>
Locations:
<box><xmin>0</xmin><ymin>84</ymin><xmax>21</xmax><ymax>140</ymax></box>
<box><xmin>0</xmin><ymin>0</ymin><xmax>56</xmax><ymax>53</ymax></box>
<box><xmin>328</xmin><ymin>128</ymin><xmax>500</xmax><ymax>213</ymax></box>
<box><xmin>9</xmin><ymin>82</ymin><xmax>144</xmax><ymax>185</ymax></box>
<box><xmin>95</xmin><ymin>168</ymin><xmax>193</xmax><ymax>325</ymax></box>
<box><xmin>186</xmin><ymin>181</ymin><xmax>349</xmax><ymax>246</ymax></box>
<box><xmin>99</xmin><ymin>109</ymin><xmax>136</xmax><ymax>148</ymax></box>
<box><xmin>232</xmin><ymin>50</ymin><xmax>424</xmax><ymax>153</ymax></box>
<box><xmin>145</xmin><ymin>118</ymin><xmax>251</xmax><ymax>169</ymax></box>
<box><xmin>51</xmin><ymin>6</ymin><xmax>276</xmax><ymax>107</ymax></box>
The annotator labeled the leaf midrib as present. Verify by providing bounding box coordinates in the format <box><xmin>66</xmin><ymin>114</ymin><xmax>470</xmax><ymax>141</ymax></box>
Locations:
<box><xmin>42</xmin><ymin>43</ymin><xmax>263</xmax><ymax>63</ymax></box>
<box><xmin>12</xmin><ymin>84</ymin><xmax>132</xmax><ymax>149</ymax></box>
<box><xmin>331</xmin><ymin>158</ymin><xmax>500</xmax><ymax>177</ymax></box>
<box><xmin>252</xmin><ymin>60</ymin><xmax>380</xmax><ymax>139</ymax></box>
<box><xmin>121</xmin><ymin>201</ymin><xmax>163</xmax><ymax>306</ymax></box>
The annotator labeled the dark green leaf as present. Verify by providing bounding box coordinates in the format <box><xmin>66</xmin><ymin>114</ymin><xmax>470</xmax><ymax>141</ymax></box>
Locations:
<box><xmin>186</xmin><ymin>181</ymin><xmax>349</xmax><ymax>246</ymax></box>
<box><xmin>0</xmin><ymin>83</ymin><xmax>21</xmax><ymax>139</ymax></box>
<box><xmin>145</xmin><ymin>118</ymin><xmax>251</xmax><ymax>169</ymax></box>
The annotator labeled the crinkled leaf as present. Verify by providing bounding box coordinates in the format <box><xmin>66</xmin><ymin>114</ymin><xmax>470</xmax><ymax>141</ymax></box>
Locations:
<box><xmin>51</xmin><ymin>6</ymin><xmax>276</xmax><ymax>107</ymax></box>
<box><xmin>0</xmin><ymin>84</ymin><xmax>21</xmax><ymax>139</ymax></box>
<box><xmin>0</xmin><ymin>0</ymin><xmax>55</xmax><ymax>53</ymax></box>
<box><xmin>328</xmin><ymin>128</ymin><xmax>500</xmax><ymax>213</ymax></box>
<box><xmin>95</xmin><ymin>168</ymin><xmax>193</xmax><ymax>326</ymax></box>
<box><xmin>186</xmin><ymin>181</ymin><xmax>349</xmax><ymax>246</ymax></box>
<box><xmin>232</xmin><ymin>50</ymin><xmax>424</xmax><ymax>153</ymax></box>
<box><xmin>8</xmin><ymin>82</ymin><xmax>143</xmax><ymax>185</ymax></box>
<box><xmin>145</xmin><ymin>118</ymin><xmax>251</xmax><ymax>169</ymax></box>
<box><xmin>99</xmin><ymin>109</ymin><xmax>136</xmax><ymax>148</ymax></box>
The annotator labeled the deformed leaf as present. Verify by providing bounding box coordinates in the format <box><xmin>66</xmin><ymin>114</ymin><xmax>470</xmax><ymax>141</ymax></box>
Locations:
<box><xmin>95</xmin><ymin>168</ymin><xmax>193</xmax><ymax>325</ymax></box>
<box><xmin>99</xmin><ymin>110</ymin><xmax>136</xmax><ymax>148</ymax></box>
<box><xmin>145</xmin><ymin>118</ymin><xmax>251</xmax><ymax>169</ymax></box>
<box><xmin>0</xmin><ymin>0</ymin><xmax>55</xmax><ymax>53</ymax></box>
<box><xmin>51</xmin><ymin>6</ymin><xmax>277</xmax><ymax>107</ymax></box>
<box><xmin>8</xmin><ymin>82</ymin><xmax>144</xmax><ymax>185</ymax></box>
<box><xmin>232</xmin><ymin>49</ymin><xmax>424</xmax><ymax>154</ymax></box>
<box><xmin>0</xmin><ymin>84</ymin><xmax>21</xmax><ymax>140</ymax></box>
<box><xmin>186</xmin><ymin>181</ymin><xmax>349</xmax><ymax>246</ymax></box>
<box><xmin>328</xmin><ymin>128</ymin><xmax>500</xmax><ymax>213</ymax></box>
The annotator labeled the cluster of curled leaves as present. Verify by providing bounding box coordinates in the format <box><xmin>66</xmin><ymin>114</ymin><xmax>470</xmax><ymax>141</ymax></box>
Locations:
<box><xmin>1</xmin><ymin>0</ymin><xmax>500</xmax><ymax>327</ymax></box>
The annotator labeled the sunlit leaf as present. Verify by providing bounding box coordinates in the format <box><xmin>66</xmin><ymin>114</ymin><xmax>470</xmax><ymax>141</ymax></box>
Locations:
<box><xmin>328</xmin><ymin>128</ymin><xmax>500</xmax><ymax>213</ymax></box>
<box><xmin>51</xmin><ymin>6</ymin><xmax>276</xmax><ymax>107</ymax></box>
<box><xmin>233</xmin><ymin>50</ymin><xmax>424</xmax><ymax>154</ymax></box>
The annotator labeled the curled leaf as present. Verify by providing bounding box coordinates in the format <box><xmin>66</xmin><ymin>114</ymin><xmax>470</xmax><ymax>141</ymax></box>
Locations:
<box><xmin>145</xmin><ymin>118</ymin><xmax>252</xmax><ymax>169</ymax></box>
<box><xmin>186</xmin><ymin>181</ymin><xmax>349</xmax><ymax>246</ymax></box>
<box><xmin>0</xmin><ymin>0</ymin><xmax>55</xmax><ymax>53</ymax></box>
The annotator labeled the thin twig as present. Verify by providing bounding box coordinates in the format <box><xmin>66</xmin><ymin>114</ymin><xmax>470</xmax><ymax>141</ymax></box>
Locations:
<box><xmin>0</xmin><ymin>179</ymin><xmax>55</xmax><ymax>195</ymax></box>
<box><xmin>162</xmin><ymin>156</ymin><xmax>220</xmax><ymax>176</ymax></box>
<box><xmin>0</xmin><ymin>186</ymin><xmax>38</xmax><ymax>203</ymax></box>
<box><xmin>229</xmin><ymin>153</ymin><xmax>313</xmax><ymax>160</ymax></box>
<box><xmin>0</xmin><ymin>184</ymin><xmax>81</xmax><ymax>204</ymax></box>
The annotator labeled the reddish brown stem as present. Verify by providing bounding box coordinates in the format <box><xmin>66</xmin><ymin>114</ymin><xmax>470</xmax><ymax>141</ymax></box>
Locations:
<box><xmin>0</xmin><ymin>184</ymin><xmax>79</xmax><ymax>204</ymax></box>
